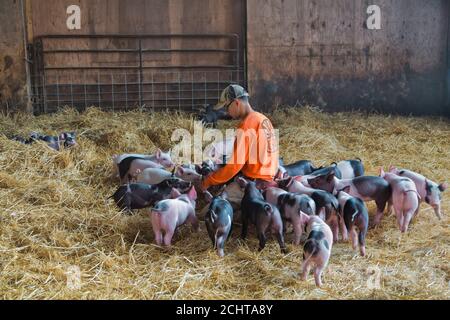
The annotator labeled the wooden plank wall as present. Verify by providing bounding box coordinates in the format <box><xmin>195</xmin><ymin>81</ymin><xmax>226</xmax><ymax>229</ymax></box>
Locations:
<box><xmin>0</xmin><ymin>0</ymin><xmax>28</xmax><ymax>112</ymax></box>
<box><xmin>247</xmin><ymin>0</ymin><xmax>449</xmax><ymax>116</ymax></box>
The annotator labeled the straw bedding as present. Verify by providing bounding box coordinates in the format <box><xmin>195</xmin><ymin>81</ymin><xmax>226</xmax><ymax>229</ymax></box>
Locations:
<box><xmin>0</xmin><ymin>106</ymin><xmax>448</xmax><ymax>299</ymax></box>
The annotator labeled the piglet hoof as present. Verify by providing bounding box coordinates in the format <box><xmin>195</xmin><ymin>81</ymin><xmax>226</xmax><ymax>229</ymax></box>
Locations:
<box><xmin>217</xmin><ymin>249</ymin><xmax>225</xmax><ymax>258</ymax></box>
<box><xmin>360</xmin><ymin>246</ymin><xmax>366</xmax><ymax>257</ymax></box>
<box><xmin>281</xmin><ymin>247</ymin><xmax>288</xmax><ymax>254</ymax></box>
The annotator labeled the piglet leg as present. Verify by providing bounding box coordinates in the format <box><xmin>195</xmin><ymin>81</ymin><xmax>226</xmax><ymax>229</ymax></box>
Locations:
<box><xmin>163</xmin><ymin>228</ymin><xmax>175</xmax><ymax>247</ymax></box>
<box><xmin>401</xmin><ymin>209</ymin><xmax>415</xmax><ymax>233</ymax></box>
<box><xmin>432</xmin><ymin>205</ymin><xmax>442</xmax><ymax>220</ymax></box>
<box><xmin>300</xmin><ymin>260</ymin><xmax>311</xmax><ymax>281</ymax></box>
<box><xmin>216</xmin><ymin>234</ymin><xmax>226</xmax><ymax>257</ymax></box>
<box><xmin>188</xmin><ymin>213</ymin><xmax>200</xmax><ymax>232</ymax></box>
<box><xmin>293</xmin><ymin>223</ymin><xmax>303</xmax><ymax>246</ymax></box>
<box><xmin>154</xmin><ymin>230</ymin><xmax>163</xmax><ymax>246</ymax></box>
<box><xmin>358</xmin><ymin>230</ymin><xmax>367</xmax><ymax>257</ymax></box>
<box><xmin>350</xmin><ymin>227</ymin><xmax>358</xmax><ymax>251</ymax></box>
<box><xmin>314</xmin><ymin>267</ymin><xmax>324</xmax><ymax>287</ymax></box>
<box><xmin>371</xmin><ymin>200</ymin><xmax>387</xmax><ymax>227</ymax></box>
<box><xmin>395</xmin><ymin>208</ymin><xmax>404</xmax><ymax>232</ymax></box>
<box><xmin>241</xmin><ymin>215</ymin><xmax>249</xmax><ymax>240</ymax></box>
<box><xmin>339</xmin><ymin>216</ymin><xmax>348</xmax><ymax>241</ymax></box>
<box><xmin>257</xmin><ymin>231</ymin><xmax>267</xmax><ymax>251</ymax></box>
<box><xmin>274</xmin><ymin>231</ymin><xmax>287</xmax><ymax>254</ymax></box>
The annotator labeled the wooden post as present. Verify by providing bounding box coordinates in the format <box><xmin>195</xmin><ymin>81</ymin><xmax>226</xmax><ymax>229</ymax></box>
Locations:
<box><xmin>447</xmin><ymin>2</ymin><xmax>450</xmax><ymax>113</ymax></box>
<box><xmin>21</xmin><ymin>0</ymin><xmax>34</xmax><ymax>113</ymax></box>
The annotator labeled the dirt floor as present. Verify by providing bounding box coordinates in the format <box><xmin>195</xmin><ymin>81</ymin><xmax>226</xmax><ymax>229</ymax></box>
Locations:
<box><xmin>0</xmin><ymin>107</ymin><xmax>449</xmax><ymax>299</ymax></box>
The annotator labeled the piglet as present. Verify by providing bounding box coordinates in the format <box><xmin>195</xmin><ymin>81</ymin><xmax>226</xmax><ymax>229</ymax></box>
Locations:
<box><xmin>11</xmin><ymin>132</ymin><xmax>41</xmax><ymax>145</ymax></box>
<box><xmin>109</xmin><ymin>178</ymin><xmax>192</xmax><ymax>213</ymax></box>
<box><xmin>118</xmin><ymin>157</ymin><xmax>165</xmax><ymax>184</ymax></box>
<box><xmin>134</xmin><ymin>165</ymin><xmax>201</xmax><ymax>185</ymax></box>
<box><xmin>198</xmin><ymin>105</ymin><xmax>219</xmax><ymax>128</ymax></box>
<box><xmin>150</xmin><ymin>186</ymin><xmax>199</xmax><ymax>247</ymax></box>
<box><xmin>311</xmin><ymin>165</ymin><xmax>342</xmax><ymax>179</ymax></box>
<box><xmin>196</xmin><ymin>159</ymin><xmax>222</xmax><ymax>177</ymax></box>
<box><xmin>389</xmin><ymin>166</ymin><xmax>447</xmax><ymax>220</ymax></box>
<box><xmin>203</xmin><ymin>138</ymin><xmax>235</xmax><ymax>165</ymax></box>
<box><xmin>281</xmin><ymin>160</ymin><xmax>320</xmax><ymax>177</ymax></box>
<box><xmin>276</xmin><ymin>177</ymin><xmax>342</xmax><ymax>243</ymax></box>
<box><xmin>112</xmin><ymin>149</ymin><xmax>174</xmax><ymax>179</ymax></box>
<box><xmin>380</xmin><ymin>168</ymin><xmax>420</xmax><ymax>233</ymax></box>
<box><xmin>307</xmin><ymin>171</ymin><xmax>392</xmax><ymax>228</ymax></box>
<box><xmin>263</xmin><ymin>187</ymin><xmax>315</xmax><ymax>245</ymax></box>
<box><xmin>238</xmin><ymin>177</ymin><xmax>287</xmax><ymax>253</ymax></box>
<box><xmin>335</xmin><ymin>158</ymin><xmax>365</xmax><ymax>179</ymax></box>
<box><xmin>301</xmin><ymin>215</ymin><xmax>333</xmax><ymax>287</ymax></box>
<box><xmin>337</xmin><ymin>190</ymin><xmax>369</xmax><ymax>256</ymax></box>
<box><xmin>40</xmin><ymin>132</ymin><xmax>77</xmax><ymax>151</ymax></box>
<box><xmin>204</xmin><ymin>191</ymin><xmax>234</xmax><ymax>257</ymax></box>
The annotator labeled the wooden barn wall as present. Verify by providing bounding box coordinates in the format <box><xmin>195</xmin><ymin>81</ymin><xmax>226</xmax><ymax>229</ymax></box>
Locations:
<box><xmin>29</xmin><ymin>0</ymin><xmax>245</xmax><ymax>36</ymax></box>
<box><xmin>0</xmin><ymin>0</ymin><xmax>27</xmax><ymax>112</ymax></box>
<box><xmin>247</xmin><ymin>0</ymin><xmax>450</xmax><ymax>116</ymax></box>
<box><xmin>28</xmin><ymin>0</ymin><xmax>246</xmax><ymax>74</ymax></box>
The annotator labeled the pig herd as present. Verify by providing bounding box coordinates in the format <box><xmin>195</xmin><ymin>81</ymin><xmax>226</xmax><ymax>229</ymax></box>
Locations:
<box><xmin>108</xmin><ymin>151</ymin><xmax>447</xmax><ymax>287</ymax></box>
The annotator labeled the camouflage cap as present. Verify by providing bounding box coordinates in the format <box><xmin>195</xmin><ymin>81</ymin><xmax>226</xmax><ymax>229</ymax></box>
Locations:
<box><xmin>214</xmin><ymin>84</ymin><xmax>250</xmax><ymax>110</ymax></box>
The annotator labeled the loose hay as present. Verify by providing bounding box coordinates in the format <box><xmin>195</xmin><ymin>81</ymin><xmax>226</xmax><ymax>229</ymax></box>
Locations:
<box><xmin>0</xmin><ymin>106</ymin><xmax>449</xmax><ymax>300</ymax></box>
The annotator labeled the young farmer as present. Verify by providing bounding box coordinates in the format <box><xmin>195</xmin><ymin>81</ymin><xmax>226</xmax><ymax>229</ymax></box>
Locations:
<box><xmin>201</xmin><ymin>84</ymin><xmax>279</xmax><ymax>191</ymax></box>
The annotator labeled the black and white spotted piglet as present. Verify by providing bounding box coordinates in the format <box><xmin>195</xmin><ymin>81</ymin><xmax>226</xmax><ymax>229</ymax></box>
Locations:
<box><xmin>337</xmin><ymin>190</ymin><xmax>369</xmax><ymax>256</ymax></box>
<box><xmin>238</xmin><ymin>177</ymin><xmax>287</xmax><ymax>254</ymax></box>
<box><xmin>301</xmin><ymin>215</ymin><xmax>333</xmax><ymax>287</ymax></box>
<box><xmin>204</xmin><ymin>191</ymin><xmax>234</xmax><ymax>257</ymax></box>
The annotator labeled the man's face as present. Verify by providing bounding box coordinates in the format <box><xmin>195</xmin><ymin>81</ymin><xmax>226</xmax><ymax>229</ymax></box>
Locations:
<box><xmin>227</xmin><ymin>100</ymin><xmax>241</xmax><ymax>119</ymax></box>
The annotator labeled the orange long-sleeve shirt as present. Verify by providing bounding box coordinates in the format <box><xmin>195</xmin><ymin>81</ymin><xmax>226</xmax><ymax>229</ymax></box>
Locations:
<box><xmin>202</xmin><ymin>112</ymin><xmax>279</xmax><ymax>189</ymax></box>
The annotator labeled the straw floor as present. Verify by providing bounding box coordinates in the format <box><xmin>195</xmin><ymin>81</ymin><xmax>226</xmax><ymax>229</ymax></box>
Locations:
<box><xmin>0</xmin><ymin>107</ymin><xmax>448</xmax><ymax>299</ymax></box>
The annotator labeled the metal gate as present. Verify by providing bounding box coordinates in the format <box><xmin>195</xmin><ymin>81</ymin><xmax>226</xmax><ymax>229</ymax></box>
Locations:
<box><xmin>30</xmin><ymin>34</ymin><xmax>245</xmax><ymax>114</ymax></box>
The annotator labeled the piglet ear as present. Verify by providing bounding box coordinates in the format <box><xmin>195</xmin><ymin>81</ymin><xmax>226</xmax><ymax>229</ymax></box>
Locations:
<box><xmin>195</xmin><ymin>164</ymin><xmax>202</xmax><ymax>174</ymax></box>
<box><xmin>326</xmin><ymin>172</ymin><xmax>335</xmax><ymax>183</ymax></box>
<box><xmin>188</xmin><ymin>186</ymin><xmax>198</xmax><ymax>201</ymax></box>
<box><xmin>170</xmin><ymin>188</ymin><xmax>182</xmax><ymax>199</ymax></box>
<box><xmin>439</xmin><ymin>182</ymin><xmax>448</xmax><ymax>192</ymax></box>
<box><xmin>156</xmin><ymin>149</ymin><xmax>162</xmax><ymax>159</ymax></box>
<box><xmin>59</xmin><ymin>133</ymin><xmax>66</xmax><ymax>140</ymax></box>
<box><xmin>388</xmin><ymin>165</ymin><xmax>396</xmax><ymax>172</ymax></box>
<box><xmin>177</xmin><ymin>167</ymin><xmax>185</xmax><ymax>176</ymax></box>
<box><xmin>379</xmin><ymin>166</ymin><xmax>385</xmax><ymax>177</ymax></box>
<box><xmin>300</xmin><ymin>212</ymin><xmax>310</xmax><ymax>225</ymax></box>
<box><xmin>286</xmin><ymin>177</ymin><xmax>294</xmax><ymax>188</ymax></box>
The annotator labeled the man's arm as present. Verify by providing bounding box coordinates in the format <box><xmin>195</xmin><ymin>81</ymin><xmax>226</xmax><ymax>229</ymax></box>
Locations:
<box><xmin>202</xmin><ymin>132</ymin><xmax>248</xmax><ymax>189</ymax></box>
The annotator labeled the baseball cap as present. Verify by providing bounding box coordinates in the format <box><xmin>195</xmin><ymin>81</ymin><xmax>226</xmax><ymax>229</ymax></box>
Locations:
<box><xmin>214</xmin><ymin>84</ymin><xmax>250</xmax><ymax>110</ymax></box>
